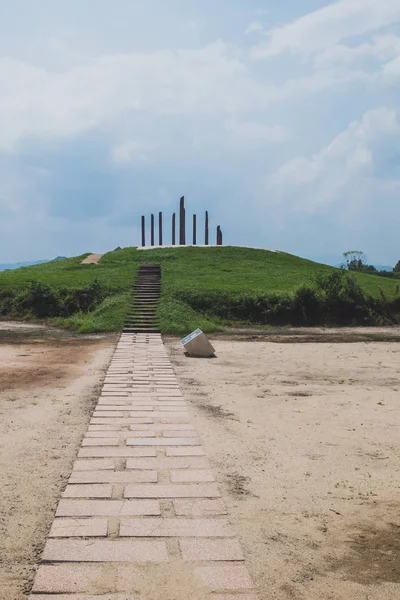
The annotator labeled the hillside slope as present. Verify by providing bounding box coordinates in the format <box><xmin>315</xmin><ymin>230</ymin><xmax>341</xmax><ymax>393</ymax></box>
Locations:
<box><xmin>0</xmin><ymin>246</ymin><xmax>398</xmax><ymax>333</ymax></box>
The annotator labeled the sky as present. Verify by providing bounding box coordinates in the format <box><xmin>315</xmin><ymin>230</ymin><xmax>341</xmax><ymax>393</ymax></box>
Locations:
<box><xmin>0</xmin><ymin>0</ymin><xmax>399</xmax><ymax>266</ymax></box>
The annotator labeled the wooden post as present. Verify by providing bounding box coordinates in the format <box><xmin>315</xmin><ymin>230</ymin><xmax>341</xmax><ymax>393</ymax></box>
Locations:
<box><xmin>159</xmin><ymin>212</ymin><xmax>163</xmax><ymax>246</ymax></box>
<box><xmin>193</xmin><ymin>214</ymin><xmax>197</xmax><ymax>245</ymax></box>
<box><xmin>205</xmin><ymin>211</ymin><xmax>209</xmax><ymax>245</ymax></box>
<box><xmin>141</xmin><ymin>216</ymin><xmax>145</xmax><ymax>247</ymax></box>
<box><xmin>179</xmin><ymin>196</ymin><xmax>186</xmax><ymax>245</ymax></box>
<box><xmin>151</xmin><ymin>214</ymin><xmax>155</xmax><ymax>246</ymax></box>
<box><xmin>172</xmin><ymin>213</ymin><xmax>176</xmax><ymax>245</ymax></box>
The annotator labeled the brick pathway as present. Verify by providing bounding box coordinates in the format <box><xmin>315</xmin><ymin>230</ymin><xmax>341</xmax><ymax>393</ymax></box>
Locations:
<box><xmin>30</xmin><ymin>333</ymin><xmax>258</xmax><ymax>599</ymax></box>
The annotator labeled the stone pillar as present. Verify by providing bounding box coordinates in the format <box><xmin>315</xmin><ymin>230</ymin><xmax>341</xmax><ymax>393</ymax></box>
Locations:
<box><xmin>216</xmin><ymin>226</ymin><xmax>221</xmax><ymax>246</ymax></box>
<box><xmin>219</xmin><ymin>228</ymin><xmax>223</xmax><ymax>246</ymax></box>
<box><xmin>205</xmin><ymin>211</ymin><xmax>209</xmax><ymax>245</ymax></box>
<box><xmin>179</xmin><ymin>196</ymin><xmax>186</xmax><ymax>245</ymax></box>
<box><xmin>193</xmin><ymin>214</ymin><xmax>197</xmax><ymax>245</ymax></box>
<box><xmin>172</xmin><ymin>213</ymin><xmax>176</xmax><ymax>246</ymax></box>
<box><xmin>159</xmin><ymin>212</ymin><xmax>163</xmax><ymax>246</ymax></box>
<box><xmin>141</xmin><ymin>216</ymin><xmax>145</xmax><ymax>247</ymax></box>
<box><xmin>151</xmin><ymin>214</ymin><xmax>155</xmax><ymax>246</ymax></box>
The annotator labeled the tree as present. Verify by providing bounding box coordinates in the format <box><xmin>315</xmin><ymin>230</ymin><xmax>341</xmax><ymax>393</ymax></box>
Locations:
<box><xmin>394</xmin><ymin>260</ymin><xmax>400</xmax><ymax>273</ymax></box>
<box><xmin>343</xmin><ymin>250</ymin><xmax>367</xmax><ymax>272</ymax></box>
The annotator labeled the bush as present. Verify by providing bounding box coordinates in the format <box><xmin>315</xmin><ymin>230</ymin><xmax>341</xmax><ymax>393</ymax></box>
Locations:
<box><xmin>0</xmin><ymin>279</ymin><xmax>106</xmax><ymax>320</ymax></box>
<box><xmin>175</xmin><ymin>271</ymin><xmax>400</xmax><ymax>327</ymax></box>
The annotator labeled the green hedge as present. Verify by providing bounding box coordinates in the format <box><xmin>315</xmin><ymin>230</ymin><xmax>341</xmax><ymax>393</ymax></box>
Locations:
<box><xmin>176</xmin><ymin>271</ymin><xmax>400</xmax><ymax>326</ymax></box>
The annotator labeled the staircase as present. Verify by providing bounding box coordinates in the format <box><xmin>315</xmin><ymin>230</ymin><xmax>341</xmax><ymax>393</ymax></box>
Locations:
<box><xmin>123</xmin><ymin>264</ymin><xmax>161</xmax><ymax>333</ymax></box>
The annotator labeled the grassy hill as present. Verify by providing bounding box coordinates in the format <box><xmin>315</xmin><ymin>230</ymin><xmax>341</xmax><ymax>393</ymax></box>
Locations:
<box><xmin>0</xmin><ymin>246</ymin><xmax>399</xmax><ymax>334</ymax></box>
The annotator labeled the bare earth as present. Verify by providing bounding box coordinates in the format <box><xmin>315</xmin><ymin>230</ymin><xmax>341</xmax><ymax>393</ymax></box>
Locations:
<box><xmin>0</xmin><ymin>324</ymin><xmax>115</xmax><ymax>600</ymax></box>
<box><xmin>81</xmin><ymin>253</ymin><xmax>104</xmax><ymax>264</ymax></box>
<box><xmin>167</xmin><ymin>334</ymin><xmax>400</xmax><ymax>600</ymax></box>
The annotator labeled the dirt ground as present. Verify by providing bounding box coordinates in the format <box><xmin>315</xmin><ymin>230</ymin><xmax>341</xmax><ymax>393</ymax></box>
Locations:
<box><xmin>0</xmin><ymin>323</ymin><xmax>115</xmax><ymax>600</ymax></box>
<box><xmin>167</xmin><ymin>331</ymin><xmax>400</xmax><ymax>600</ymax></box>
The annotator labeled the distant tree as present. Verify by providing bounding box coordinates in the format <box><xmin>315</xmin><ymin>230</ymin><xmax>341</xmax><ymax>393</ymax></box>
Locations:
<box><xmin>394</xmin><ymin>260</ymin><xmax>400</xmax><ymax>273</ymax></box>
<box><xmin>343</xmin><ymin>250</ymin><xmax>368</xmax><ymax>272</ymax></box>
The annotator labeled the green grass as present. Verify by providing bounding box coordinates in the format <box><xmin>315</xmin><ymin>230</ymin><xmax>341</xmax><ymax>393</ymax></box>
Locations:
<box><xmin>0</xmin><ymin>246</ymin><xmax>399</xmax><ymax>334</ymax></box>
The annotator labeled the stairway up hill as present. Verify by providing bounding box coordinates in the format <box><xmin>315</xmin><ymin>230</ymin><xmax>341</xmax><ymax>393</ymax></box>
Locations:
<box><xmin>123</xmin><ymin>264</ymin><xmax>161</xmax><ymax>333</ymax></box>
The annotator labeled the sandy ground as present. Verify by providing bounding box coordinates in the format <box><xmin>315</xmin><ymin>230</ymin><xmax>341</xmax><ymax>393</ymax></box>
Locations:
<box><xmin>0</xmin><ymin>323</ymin><xmax>115</xmax><ymax>600</ymax></box>
<box><xmin>167</xmin><ymin>334</ymin><xmax>400</xmax><ymax>600</ymax></box>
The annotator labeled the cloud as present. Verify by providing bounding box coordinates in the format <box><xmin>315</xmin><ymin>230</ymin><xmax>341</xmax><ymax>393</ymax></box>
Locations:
<box><xmin>224</xmin><ymin>119</ymin><xmax>287</xmax><ymax>144</ymax></box>
<box><xmin>252</xmin><ymin>0</ymin><xmax>400</xmax><ymax>59</ymax></box>
<box><xmin>112</xmin><ymin>140</ymin><xmax>158</xmax><ymax>164</ymax></box>
<box><xmin>0</xmin><ymin>41</ymin><xmax>271</xmax><ymax>152</ymax></box>
<box><xmin>269</xmin><ymin>107</ymin><xmax>399</xmax><ymax>212</ymax></box>
<box><xmin>245</xmin><ymin>22</ymin><xmax>263</xmax><ymax>35</ymax></box>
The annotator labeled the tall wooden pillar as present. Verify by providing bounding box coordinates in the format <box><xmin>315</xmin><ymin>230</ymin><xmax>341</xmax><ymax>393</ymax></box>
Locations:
<box><xmin>216</xmin><ymin>226</ymin><xmax>221</xmax><ymax>246</ymax></box>
<box><xmin>205</xmin><ymin>211</ymin><xmax>209</xmax><ymax>245</ymax></box>
<box><xmin>141</xmin><ymin>216</ymin><xmax>145</xmax><ymax>247</ymax></box>
<box><xmin>151</xmin><ymin>214</ymin><xmax>155</xmax><ymax>246</ymax></box>
<box><xmin>179</xmin><ymin>196</ymin><xmax>186</xmax><ymax>245</ymax></box>
<box><xmin>159</xmin><ymin>212</ymin><xmax>163</xmax><ymax>246</ymax></box>
<box><xmin>193</xmin><ymin>214</ymin><xmax>197</xmax><ymax>245</ymax></box>
<box><xmin>172</xmin><ymin>213</ymin><xmax>176</xmax><ymax>245</ymax></box>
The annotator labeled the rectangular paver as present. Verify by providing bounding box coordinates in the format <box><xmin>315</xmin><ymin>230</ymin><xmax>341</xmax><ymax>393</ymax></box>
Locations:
<box><xmin>126</xmin><ymin>457</ymin><xmax>210</xmax><ymax>470</ymax></box>
<box><xmin>166</xmin><ymin>447</ymin><xmax>205</xmax><ymax>457</ymax></box>
<box><xmin>124</xmin><ymin>484</ymin><xmax>221</xmax><ymax>498</ymax></box>
<box><xmin>42</xmin><ymin>539</ymin><xmax>168</xmax><ymax>562</ymax></box>
<box><xmin>79</xmin><ymin>448</ymin><xmax>156</xmax><ymax>458</ymax></box>
<box><xmin>69</xmin><ymin>470</ymin><xmax>157</xmax><ymax>484</ymax></box>
<box><xmin>170</xmin><ymin>469</ymin><xmax>215</xmax><ymax>483</ymax></box>
<box><xmin>56</xmin><ymin>499</ymin><xmax>161</xmax><ymax>517</ymax></box>
<box><xmin>126</xmin><ymin>438</ymin><xmax>200</xmax><ymax>446</ymax></box>
<box><xmin>32</xmin><ymin>564</ymin><xmax>114</xmax><ymax>593</ymax></box>
<box><xmin>49</xmin><ymin>518</ymin><xmax>108</xmax><ymax>538</ymax></box>
<box><xmin>73</xmin><ymin>459</ymin><xmax>115</xmax><ymax>471</ymax></box>
<box><xmin>180</xmin><ymin>539</ymin><xmax>244</xmax><ymax>561</ymax></box>
<box><xmin>120</xmin><ymin>518</ymin><xmax>234</xmax><ymax>537</ymax></box>
<box><xmin>62</xmin><ymin>485</ymin><xmax>113</xmax><ymax>499</ymax></box>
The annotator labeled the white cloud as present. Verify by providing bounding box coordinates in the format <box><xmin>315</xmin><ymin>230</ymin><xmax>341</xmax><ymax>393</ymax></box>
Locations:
<box><xmin>252</xmin><ymin>0</ymin><xmax>400</xmax><ymax>59</ymax></box>
<box><xmin>269</xmin><ymin>107</ymin><xmax>399</xmax><ymax>212</ymax></box>
<box><xmin>0</xmin><ymin>41</ymin><xmax>271</xmax><ymax>152</ymax></box>
<box><xmin>224</xmin><ymin>119</ymin><xmax>287</xmax><ymax>144</ymax></box>
<box><xmin>245</xmin><ymin>22</ymin><xmax>263</xmax><ymax>35</ymax></box>
<box><xmin>112</xmin><ymin>140</ymin><xmax>158</xmax><ymax>164</ymax></box>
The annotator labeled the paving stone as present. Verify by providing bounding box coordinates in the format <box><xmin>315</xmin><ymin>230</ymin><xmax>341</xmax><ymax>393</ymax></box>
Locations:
<box><xmin>62</xmin><ymin>485</ymin><xmax>113</xmax><ymax>499</ymax></box>
<box><xmin>42</xmin><ymin>539</ymin><xmax>169</xmax><ymax>562</ymax></box>
<box><xmin>95</xmin><ymin>406</ymin><xmax>154</xmax><ymax>412</ymax></box>
<box><xmin>126</xmin><ymin>457</ymin><xmax>210</xmax><ymax>470</ymax></box>
<box><xmin>127</xmin><ymin>438</ymin><xmax>200</xmax><ymax>446</ymax></box>
<box><xmin>69</xmin><ymin>470</ymin><xmax>157</xmax><ymax>484</ymax></box>
<box><xmin>120</xmin><ymin>518</ymin><xmax>234</xmax><ymax>537</ymax></box>
<box><xmin>129</xmin><ymin>424</ymin><xmax>195</xmax><ymax>431</ymax></box>
<box><xmin>130</xmin><ymin>412</ymin><xmax>189</xmax><ymax>418</ymax></box>
<box><xmin>79</xmin><ymin>448</ymin><xmax>156</xmax><ymax>458</ymax></box>
<box><xmin>82</xmin><ymin>438</ymin><xmax>120</xmax><ymax>447</ymax></box>
<box><xmin>56</xmin><ymin>499</ymin><xmax>161</xmax><ymax>517</ymax></box>
<box><xmin>30</xmin><ymin>596</ymin><xmax>139</xmax><ymax>600</ymax></box>
<box><xmin>166</xmin><ymin>447</ymin><xmax>205</xmax><ymax>457</ymax></box>
<box><xmin>88</xmin><ymin>425</ymin><xmax>123</xmax><ymax>431</ymax></box>
<box><xmin>195</xmin><ymin>564</ymin><xmax>254</xmax><ymax>590</ymax></box>
<box><xmin>180</xmin><ymin>539</ymin><xmax>244</xmax><ymax>561</ymax></box>
<box><xmin>170</xmin><ymin>469</ymin><xmax>215</xmax><ymax>483</ymax></box>
<box><xmin>32</xmin><ymin>564</ymin><xmax>114</xmax><ymax>593</ymax></box>
<box><xmin>74</xmin><ymin>459</ymin><xmax>116</xmax><ymax>471</ymax></box>
<box><xmin>124</xmin><ymin>484</ymin><xmax>221</xmax><ymax>499</ymax></box>
<box><xmin>91</xmin><ymin>418</ymin><xmax>154</xmax><ymax>425</ymax></box>
<box><xmin>174</xmin><ymin>499</ymin><xmax>227</xmax><ymax>517</ymax></box>
<box><xmin>49</xmin><ymin>518</ymin><xmax>108</xmax><ymax>538</ymax></box>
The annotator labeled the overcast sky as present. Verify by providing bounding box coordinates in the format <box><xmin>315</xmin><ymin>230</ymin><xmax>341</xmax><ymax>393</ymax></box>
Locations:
<box><xmin>1</xmin><ymin>0</ymin><xmax>399</xmax><ymax>266</ymax></box>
